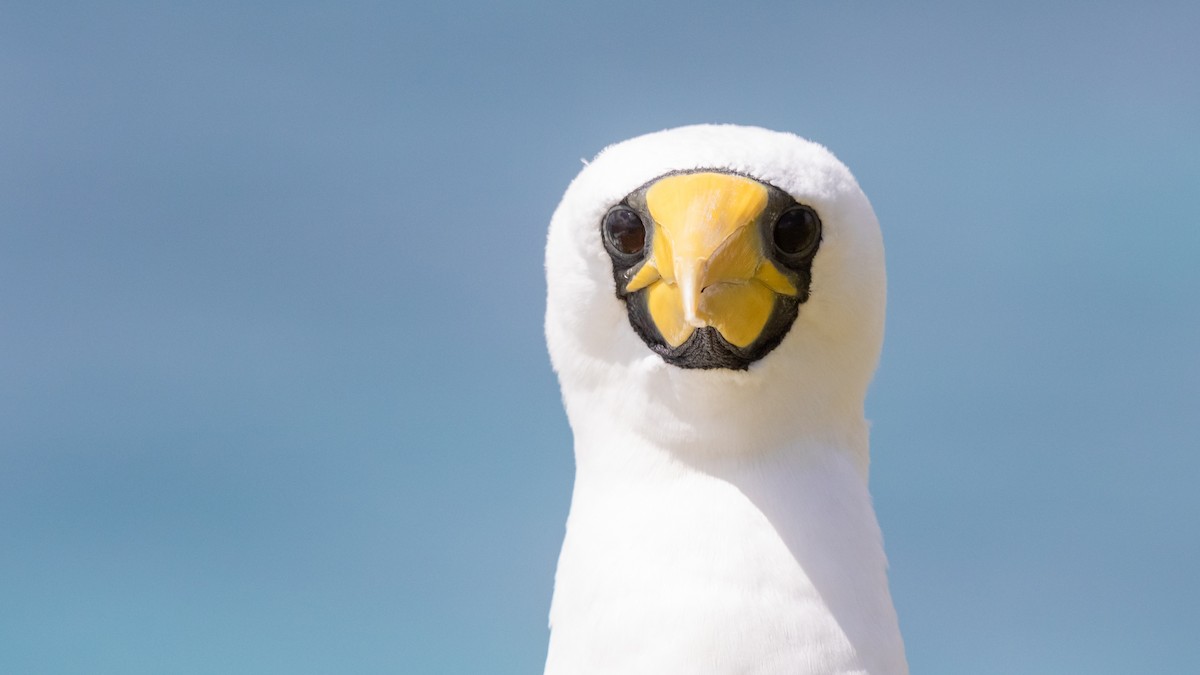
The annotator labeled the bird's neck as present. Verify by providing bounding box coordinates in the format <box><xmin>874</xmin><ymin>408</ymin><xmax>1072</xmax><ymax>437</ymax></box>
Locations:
<box><xmin>546</xmin><ymin>428</ymin><xmax>908</xmax><ymax>675</ymax></box>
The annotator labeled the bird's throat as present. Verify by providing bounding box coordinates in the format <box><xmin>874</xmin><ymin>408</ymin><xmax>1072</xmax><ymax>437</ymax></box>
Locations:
<box><xmin>545</xmin><ymin>435</ymin><xmax>908</xmax><ymax>674</ymax></box>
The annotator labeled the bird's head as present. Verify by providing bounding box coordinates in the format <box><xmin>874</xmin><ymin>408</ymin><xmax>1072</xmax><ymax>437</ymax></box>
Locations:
<box><xmin>546</xmin><ymin>125</ymin><xmax>885</xmax><ymax>457</ymax></box>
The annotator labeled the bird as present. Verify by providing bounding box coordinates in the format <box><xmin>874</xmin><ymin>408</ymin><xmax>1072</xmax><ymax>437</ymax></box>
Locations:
<box><xmin>543</xmin><ymin>124</ymin><xmax>907</xmax><ymax>674</ymax></box>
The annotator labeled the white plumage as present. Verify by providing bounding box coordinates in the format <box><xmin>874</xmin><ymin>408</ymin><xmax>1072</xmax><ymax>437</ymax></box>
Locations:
<box><xmin>544</xmin><ymin>125</ymin><xmax>907</xmax><ymax>674</ymax></box>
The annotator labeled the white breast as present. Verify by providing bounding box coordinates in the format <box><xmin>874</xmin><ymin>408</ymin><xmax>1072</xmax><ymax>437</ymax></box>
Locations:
<box><xmin>545</xmin><ymin>431</ymin><xmax>907</xmax><ymax>675</ymax></box>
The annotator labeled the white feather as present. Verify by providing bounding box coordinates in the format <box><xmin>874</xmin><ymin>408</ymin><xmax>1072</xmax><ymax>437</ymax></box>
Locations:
<box><xmin>544</xmin><ymin>125</ymin><xmax>906</xmax><ymax>674</ymax></box>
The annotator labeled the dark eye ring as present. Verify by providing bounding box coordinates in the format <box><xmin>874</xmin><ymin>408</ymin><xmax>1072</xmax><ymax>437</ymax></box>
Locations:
<box><xmin>772</xmin><ymin>205</ymin><xmax>821</xmax><ymax>258</ymax></box>
<box><xmin>602</xmin><ymin>207</ymin><xmax>646</xmax><ymax>257</ymax></box>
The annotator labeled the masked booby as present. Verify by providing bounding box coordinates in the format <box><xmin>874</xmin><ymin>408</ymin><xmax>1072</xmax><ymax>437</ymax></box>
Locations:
<box><xmin>543</xmin><ymin>125</ymin><xmax>907</xmax><ymax>674</ymax></box>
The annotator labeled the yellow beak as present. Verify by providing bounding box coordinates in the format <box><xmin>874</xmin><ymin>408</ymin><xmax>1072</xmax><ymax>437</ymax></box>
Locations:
<box><xmin>624</xmin><ymin>172</ymin><xmax>797</xmax><ymax>348</ymax></box>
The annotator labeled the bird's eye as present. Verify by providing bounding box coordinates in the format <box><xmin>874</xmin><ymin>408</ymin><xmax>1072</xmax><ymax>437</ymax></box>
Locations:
<box><xmin>772</xmin><ymin>205</ymin><xmax>821</xmax><ymax>258</ymax></box>
<box><xmin>602</xmin><ymin>207</ymin><xmax>646</xmax><ymax>257</ymax></box>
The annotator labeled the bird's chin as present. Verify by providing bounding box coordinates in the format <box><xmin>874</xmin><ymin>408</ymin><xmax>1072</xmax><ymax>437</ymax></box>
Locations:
<box><xmin>653</xmin><ymin>327</ymin><xmax>751</xmax><ymax>370</ymax></box>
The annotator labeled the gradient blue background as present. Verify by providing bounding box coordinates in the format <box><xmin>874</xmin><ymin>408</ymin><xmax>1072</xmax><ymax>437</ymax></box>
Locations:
<box><xmin>3</xmin><ymin>2</ymin><xmax>1197</xmax><ymax>673</ymax></box>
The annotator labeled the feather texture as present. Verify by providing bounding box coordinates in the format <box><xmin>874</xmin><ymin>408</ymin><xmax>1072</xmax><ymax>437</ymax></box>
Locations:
<box><xmin>544</xmin><ymin>125</ymin><xmax>906</xmax><ymax>674</ymax></box>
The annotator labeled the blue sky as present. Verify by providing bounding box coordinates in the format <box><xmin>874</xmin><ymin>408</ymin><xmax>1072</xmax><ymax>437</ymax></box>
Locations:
<box><xmin>2</xmin><ymin>2</ymin><xmax>1197</xmax><ymax>673</ymax></box>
